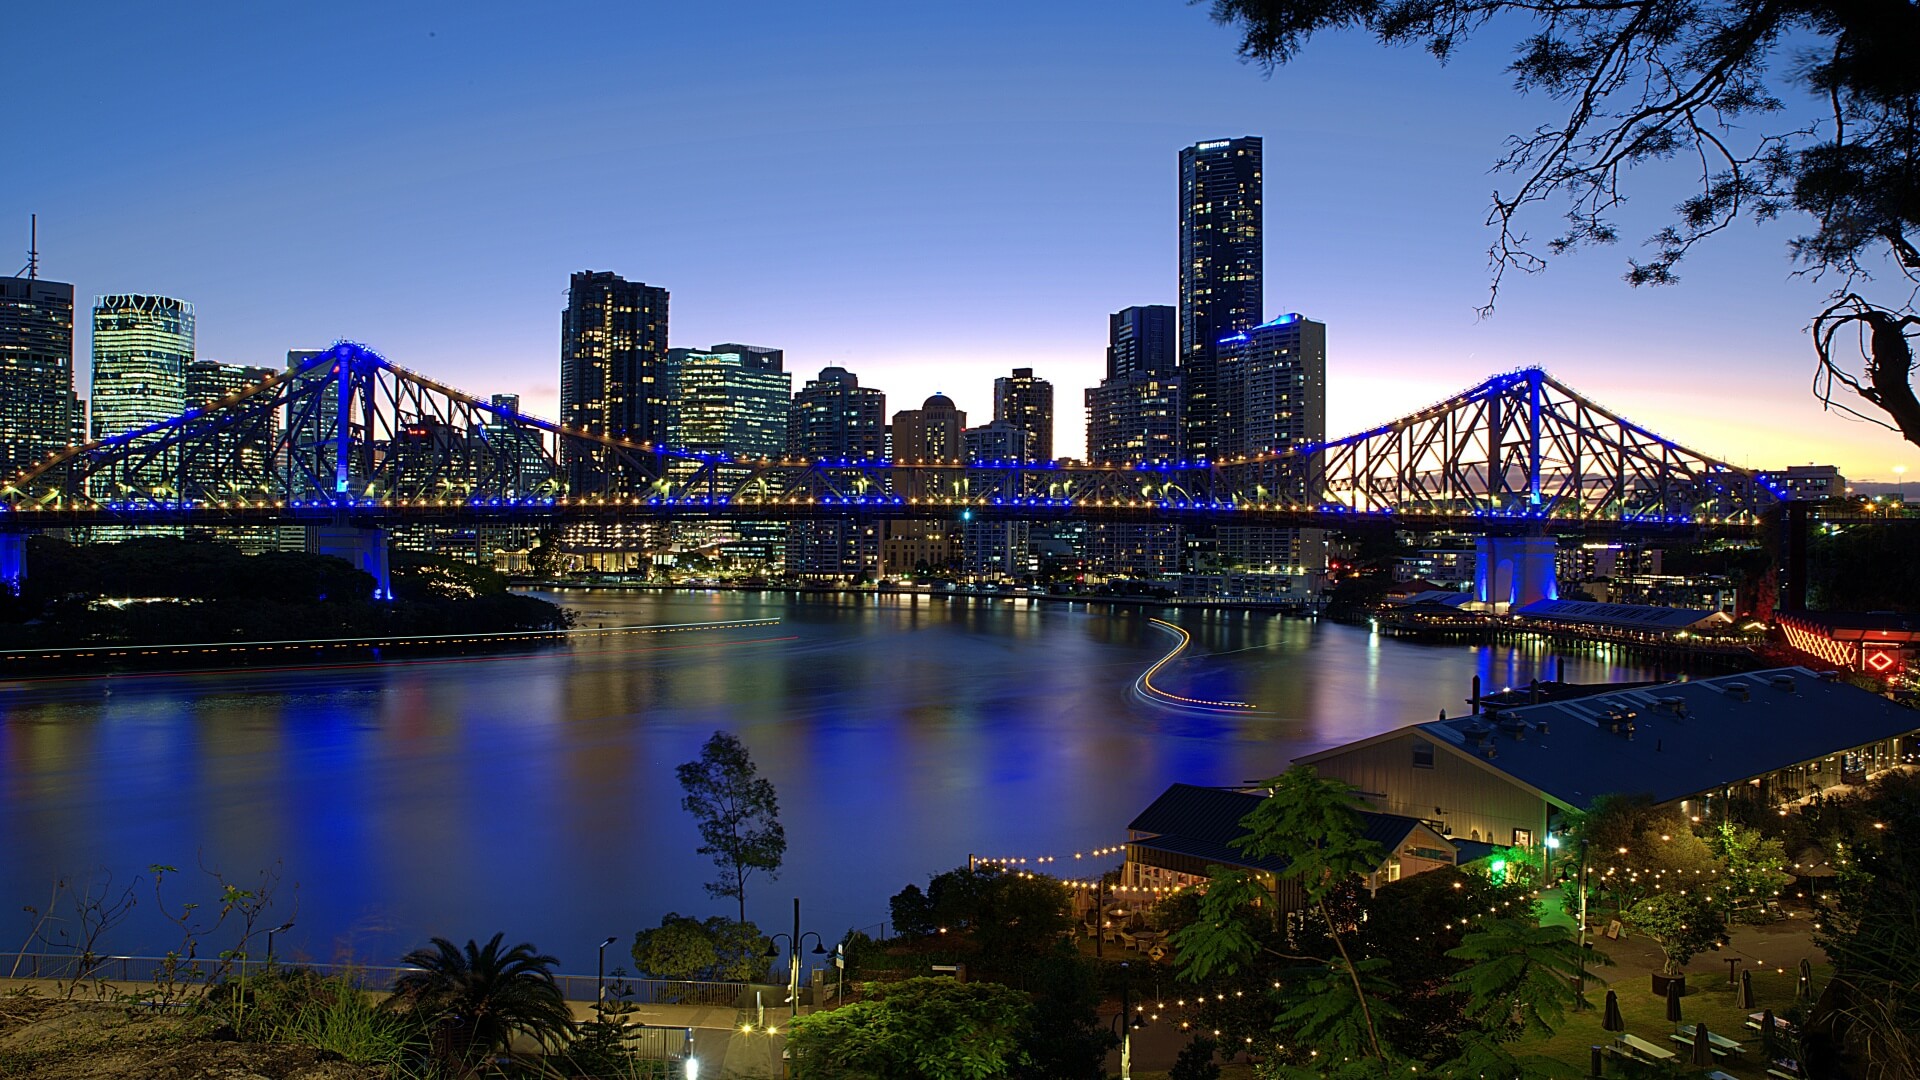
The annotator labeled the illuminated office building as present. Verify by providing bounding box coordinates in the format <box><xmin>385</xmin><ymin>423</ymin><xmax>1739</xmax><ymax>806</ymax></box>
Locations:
<box><xmin>0</xmin><ymin>273</ymin><xmax>76</xmax><ymax>482</ymax></box>
<box><xmin>1107</xmin><ymin>304</ymin><xmax>1176</xmax><ymax>380</ymax></box>
<box><xmin>666</xmin><ymin>347</ymin><xmax>791</xmax><ymax>458</ymax></box>
<box><xmin>788</xmin><ymin>366</ymin><xmax>886</xmax><ymax>461</ymax></box>
<box><xmin>90</xmin><ymin>294</ymin><xmax>192</xmax><ymax>440</ymax></box>
<box><xmin>1215</xmin><ymin>313</ymin><xmax>1327</xmax><ymax>574</ymax></box>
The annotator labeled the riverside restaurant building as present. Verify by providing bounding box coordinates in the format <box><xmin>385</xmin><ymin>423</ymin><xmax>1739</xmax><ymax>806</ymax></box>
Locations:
<box><xmin>1294</xmin><ymin>667</ymin><xmax>1920</xmax><ymax>849</ymax></box>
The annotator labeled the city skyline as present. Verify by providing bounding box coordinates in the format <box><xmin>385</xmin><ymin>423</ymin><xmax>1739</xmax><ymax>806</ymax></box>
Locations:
<box><xmin>8</xmin><ymin>1</ymin><xmax>1910</xmax><ymax>481</ymax></box>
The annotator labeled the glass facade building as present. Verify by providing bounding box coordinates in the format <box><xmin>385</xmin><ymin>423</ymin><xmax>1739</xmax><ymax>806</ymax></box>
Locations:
<box><xmin>665</xmin><ymin>348</ymin><xmax>791</xmax><ymax>458</ymax></box>
<box><xmin>0</xmin><ymin>275</ymin><xmax>76</xmax><ymax>482</ymax></box>
<box><xmin>90</xmin><ymin>294</ymin><xmax>192</xmax><ymax>440</ymax></box>
<box><xmin>1178</xmin><ymin>137</ymin><xmax>1262</xmax><ymax>459</ymax></box>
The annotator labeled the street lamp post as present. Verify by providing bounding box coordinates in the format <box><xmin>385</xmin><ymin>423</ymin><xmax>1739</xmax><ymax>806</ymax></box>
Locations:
<box><xmin>265</xmin><ymin>921</ymin><xmax>294</xmax><ymax>971</ymax></box>
<box><xmin>597</xmin><ymin>936</ymin><xmax>619</xmax><ymax>1024</ymax></box>
<box><xmin>1575</xmin><ymin>838</ymin><xmax>1591</xmax><ymax>1007</ymax></box>
<box><xmin>764</xmin><ymin>898</ymin><xmax>827</xmax><ymax>1018</ymax></box>
<box><xmin>1113</xmin><ymin>960</ymin><xmax>1145</xmax><ymax>1080</ymax></box>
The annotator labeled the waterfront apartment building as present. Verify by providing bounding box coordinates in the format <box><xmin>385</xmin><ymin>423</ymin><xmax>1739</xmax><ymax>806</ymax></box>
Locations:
<box><xmin>1215</xmin><ymin>313</ymin><xmax>1327</xmax><ymax>575</ymax></box>
<box><xmin>91</xmin><ymin>294</ymin><xmax>193</xmax><ymax>440</ymax></box>
<box><xmin>991</xmin><ymin>368</ymin><xmax>1054</xmax><ymax>462</ymax></box>
<box><xmin>961</xmin><ymin>421</ymin><xmax>1032</xmax><ymax>578</ymax></box>
<box><xmin>559</xmin><ymin>271</ymin><xmax>669</xmax><ymax>489</ymax></box>
<box><xmin>1086</xmin><ymin>372</ymin><xmax>1184</xmax><ymax>466</ymax></box>
<box><xmin>786</xmin><ymin>367</ymin><xmax>886</xmax><ymax>578</ymax></box>
<box><xmin>0</xmin><ymin>273</ymin><xmax>76</xmax><ymax>482</ymax></box>
<box><xmin>1178</xmin><ymin>136</ymin><xmax>1262</xmax><ymax>460</ymax></box>
<box><xmin>1107</xmin><ymin>305</ymin><xmax>1176</xmax><ymax>380</ymax></box>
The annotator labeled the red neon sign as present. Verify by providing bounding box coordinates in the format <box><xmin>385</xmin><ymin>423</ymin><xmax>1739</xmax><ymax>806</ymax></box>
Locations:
<box><xmin>1865</xmin><ymin>649</ymin><xmax>1897</xmax><ymax>673</ymax></box>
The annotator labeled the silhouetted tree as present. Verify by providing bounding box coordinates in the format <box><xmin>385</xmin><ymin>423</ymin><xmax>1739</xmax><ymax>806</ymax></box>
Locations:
<box><xmin>1204</xmin><ymin>0</ymin><xmax>1920</xmax><ymax>448</ymax></box>
<box><xmin>676</xmin><ymin>731</ymin><xmax>787</xmax><ymax>924</ymax></box>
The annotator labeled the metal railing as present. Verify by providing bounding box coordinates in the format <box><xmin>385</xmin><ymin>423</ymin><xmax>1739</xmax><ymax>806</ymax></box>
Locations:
<box><xmin>4</xmin><ymin>952</ymin><xmax>757</xmax><ymax>1007</ymax></box>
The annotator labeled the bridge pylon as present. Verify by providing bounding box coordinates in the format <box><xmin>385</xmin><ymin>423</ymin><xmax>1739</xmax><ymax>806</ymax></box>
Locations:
<box><xmin>309</xmin><ymin>524</ymin><xmax>393</xmax><ymax>600</ymax></box>
<box><xmin>1474</xmin><ymin>535</ymin><xmax>1558</xmax><ymax>611</ymax></box>
<box><xmin>1</xmin><ymin>532</ymin><xmax>24</xmax><ymax>596</ymax></box>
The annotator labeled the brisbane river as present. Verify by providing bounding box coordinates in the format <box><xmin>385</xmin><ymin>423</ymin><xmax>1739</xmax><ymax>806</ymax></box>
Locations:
<box><xmin>0</xmin><ymin>590</ymin><xmax>1659</xmax><ymax>971</ymax></box>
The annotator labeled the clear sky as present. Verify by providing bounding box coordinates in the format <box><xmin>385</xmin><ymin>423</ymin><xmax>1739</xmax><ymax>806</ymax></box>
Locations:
<box><xmin>11</xmin><ymin>1</ymin><xmax>1912</xmax><ymax>482</ymax></box>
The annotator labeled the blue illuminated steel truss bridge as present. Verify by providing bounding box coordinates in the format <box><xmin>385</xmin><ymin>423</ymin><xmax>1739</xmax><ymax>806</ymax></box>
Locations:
<box><xmin>0</xmin><ymin>343</ymin><xmax>1783</xmax><ymax>535</ymax></box>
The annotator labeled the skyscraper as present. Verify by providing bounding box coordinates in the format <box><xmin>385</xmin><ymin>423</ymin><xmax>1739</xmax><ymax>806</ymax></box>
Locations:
<box><xmin>788</xmin><ymin>367</ymin><xmax>886</xmax><ymax>460</ymax></box>
<box><xmin>1216</xmin><ymin>313</ymin><xmax>1327</xmax><ymax>574</ymax></box>
<box><xmin>0</xmin><ymin>272</ymin><xmax>75</xmax><ymax>482</ymax></box>
<box><xmin>559</xmin><ymin>270</ymin><xmax>669</xmax><ymax>488</ymax></box>
<box><xmin>1107</xmin><ymin>305</ymin><xmax>1176</xmax><ymax>380</ymax></box>
<box><xmin>992</xmin><ymin>368</ymin><xmax>1054</xmax><ymax>462</ymax></box>
<box><xmin>1085</xmin><ymin>373</ymin><xmax>1183</xmax><ymax>465</ymax></box>
<box><xmin>666</xmin><ymin>347</ymin><xmax>791</xmax><ymax>458</ymax></box>
<box><xmin>1178</xmin><ymin>136</ymin><xmax>1262</xmax><ymax>459</ymax></box>
<box><xmin>91</xmin><ymin>294</ymin><xmax>192</xmax><ymax>440</ymax></box>
<box><xmin>786</xmin><ymin>366</ymin><xmax>886</xmax><ymax>578</ymax></box>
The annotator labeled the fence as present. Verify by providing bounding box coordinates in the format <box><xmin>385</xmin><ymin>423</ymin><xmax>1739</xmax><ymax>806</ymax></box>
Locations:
<box><xmin>4</xmin><ymin>952</ymin><xmax>755</xmax><ymax>1007</ymax></box>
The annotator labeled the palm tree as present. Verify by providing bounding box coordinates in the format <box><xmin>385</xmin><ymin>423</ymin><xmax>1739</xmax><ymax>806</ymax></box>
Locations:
<box><xmin>389</xmin><ymin>933</ymin><xmax>575</xmax><ymax>1073</ymax></box>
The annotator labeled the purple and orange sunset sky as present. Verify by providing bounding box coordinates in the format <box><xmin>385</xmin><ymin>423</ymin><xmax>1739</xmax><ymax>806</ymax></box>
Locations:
<box><xmin>12</xmin><ymin>1</ymin><xmax>1912</xmax><ymax>482</ymax></box>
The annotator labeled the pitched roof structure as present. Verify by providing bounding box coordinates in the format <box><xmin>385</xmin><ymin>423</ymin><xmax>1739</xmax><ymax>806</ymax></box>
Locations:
<box><xmin>1127</xmin><ymin>783</ymin><xmax>1438</xmax><ymax>875</ymax></box>
<box><xmin>1392</xmin><ymin>667</ymin><xmax>1919</xmax><ymax>808</ymax></box>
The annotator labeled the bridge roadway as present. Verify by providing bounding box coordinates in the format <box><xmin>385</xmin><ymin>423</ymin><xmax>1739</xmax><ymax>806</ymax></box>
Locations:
<box><xmin>0</xmin><ymin>495</ymin><xmax>1760</xmax><ymax>537</ymax></box>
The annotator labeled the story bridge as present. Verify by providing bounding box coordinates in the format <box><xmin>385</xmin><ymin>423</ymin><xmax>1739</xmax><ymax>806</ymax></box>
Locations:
<box><xmin>1</xmin><ymin>342</ymin><xmax>1786</xmax><ymax>601</ymax></box>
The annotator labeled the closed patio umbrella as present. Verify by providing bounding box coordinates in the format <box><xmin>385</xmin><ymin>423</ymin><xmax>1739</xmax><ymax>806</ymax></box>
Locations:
<box><xmin>1603</xmin><ymin>990</ymin><xmax>1625</xmax><ymax>1032</ymax></box>
<box><xmin>1761</xmin><ymin>1008</ymin><xmax>1780</xmax><ymax>1058</ymax></box>
<box><xmin>1739</xmin><ymin>968</ymin><xmax>1755</xmax><ymax>1009</ymax></box>
<box><xmin>1798</xmin><ymin>958</ymin><xmax>1813</xmax><ymax>1003</ymax></box>
<box><xmin>1692</xmin><ymin>1022</ymin><xmax>1713</xmax><ymax>1066</ymax></box>
<box><xmin>1665</xmin><ymin>979</ymin><xmax>1683</xmax><ymax>1023</ymax></box>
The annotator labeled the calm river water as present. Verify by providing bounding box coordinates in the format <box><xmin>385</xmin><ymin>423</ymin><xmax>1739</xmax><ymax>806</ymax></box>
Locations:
<box><xmin>0</xmin><ymin>591</ymin><xmax>1658</xmax><ymax>970</ymax></box>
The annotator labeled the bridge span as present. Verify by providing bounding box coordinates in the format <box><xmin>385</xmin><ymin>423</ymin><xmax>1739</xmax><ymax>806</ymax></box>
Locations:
<box><xmin>1</xmin><ymin>343</ymin><xmax>1788</xmax><ymax>601</ymax></box>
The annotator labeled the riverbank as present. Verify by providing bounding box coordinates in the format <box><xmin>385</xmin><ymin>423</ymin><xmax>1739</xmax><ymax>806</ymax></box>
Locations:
<box><xmin>514</xmin><ymin>575</ymin><xmax>1324</xmax><ymax>614</ymax></box>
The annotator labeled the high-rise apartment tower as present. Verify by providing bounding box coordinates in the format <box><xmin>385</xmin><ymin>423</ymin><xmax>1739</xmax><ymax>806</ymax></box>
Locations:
<box><xmin>1178</xmin><ymin>137</ymin><xmax>1262</xmax><ymax>459</ymax></box>
<box><xmin>0</xmin><ymin>269</ymin><xmax>76</xmax><ymax>481</ymax></box>
<box><xmin>559</xmin><ymin>271</ymin><xmax>669</xmax><ymax>488</ymax></box>
<box><xmin>991</xmin><ymin>368</ymin><xmax>1054</xmax><ymax>462</ymax></box>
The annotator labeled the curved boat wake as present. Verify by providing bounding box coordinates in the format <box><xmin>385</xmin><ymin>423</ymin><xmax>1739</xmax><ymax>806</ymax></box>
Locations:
<box><xmin>1132</xmin><ymin>617</ymin><xmax>1258</xmax><ymax>713</ymax></box>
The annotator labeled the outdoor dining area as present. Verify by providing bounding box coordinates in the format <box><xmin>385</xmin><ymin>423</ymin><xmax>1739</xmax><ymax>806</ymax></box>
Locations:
<box><xmin>1598</xmin><ymin>981</ymin><xmax>1807</xmax><ymax>1078</ymax></box>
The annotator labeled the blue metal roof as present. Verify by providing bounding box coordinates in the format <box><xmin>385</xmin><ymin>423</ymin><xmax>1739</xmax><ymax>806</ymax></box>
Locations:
<box><xmin>1128</xmin><ymin>783</ymin><xmax>1437</xmax><ymax>874</ymax></box>
<box><xmin>1412</xmin><ymin>667</ymin><xmax>1920</xmax><ymax>807</ymax></box>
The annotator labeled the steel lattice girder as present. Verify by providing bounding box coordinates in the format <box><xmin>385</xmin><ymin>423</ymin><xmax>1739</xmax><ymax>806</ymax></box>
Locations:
<box><xmin>1</xmin><ymin>349</ymin><xmax>1777</xmax><ymax>531</ymax></box>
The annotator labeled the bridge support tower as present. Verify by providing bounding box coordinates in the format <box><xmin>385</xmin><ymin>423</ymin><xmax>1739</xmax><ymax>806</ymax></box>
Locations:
<box><xmin>1</xmin><ymin>533</ymin><xmax>25</xmax><ymax>596</ymax></box>
<box><xmin>308</xmin><ymin>524</ymin><xmax>393</xmax><ymax>600</ymax></box>
<box><xmin>1474</xmin><ymin>535</ymin><xmax>1557</xmax><ymax>611</ymax></box>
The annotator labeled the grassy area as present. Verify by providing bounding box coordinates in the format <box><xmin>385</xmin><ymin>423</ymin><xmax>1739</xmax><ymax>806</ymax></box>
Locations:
<box><xmin>1524</xmin><ymin>966</ymin><xmax>1816</xmax><ymax>1078</ymax></box>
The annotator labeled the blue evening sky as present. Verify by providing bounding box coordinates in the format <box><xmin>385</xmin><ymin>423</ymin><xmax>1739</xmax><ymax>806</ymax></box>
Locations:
<box><xmin>11</xmin><ymin>1</ymin><xmax>1910</xmax><ymax>479</ymax></box>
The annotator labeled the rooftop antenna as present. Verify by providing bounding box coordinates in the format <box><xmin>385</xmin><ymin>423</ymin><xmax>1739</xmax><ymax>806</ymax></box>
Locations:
<box><xmin>19</xmin><ymin>215</ymin><xmax>38</xmax><ymax>279</ymax></box>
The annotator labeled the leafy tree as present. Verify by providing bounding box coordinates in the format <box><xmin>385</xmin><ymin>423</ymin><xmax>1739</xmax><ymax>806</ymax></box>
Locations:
<box><xmin>1444</xmin><ymin>918</ymin><xmax>1593</xmax><ymax>1037</ymax></box>
<box><xmin>676</xmin><ymin>731</ymin><xmax>787</xmax><ymax>924</ymax></box>
<box><xmin>1007</xmin><ymin>952</ymin><xmax>1117</xmax><ymax>1080</ymax></box>
<box><xmin>1710</xmin><ymin>822</ymin><xmax>1793</xmax><ymax>920</ymax></box>
<box><xmin>1809</xmin><ymin>771</ymin><xmax>1920</xmax><ymax>1080</ymax></box>
<box><xmin>1572</xmin><ymin>794</ymin><xmax>1723</xmax><ymax>912</ymax></box>
<box><xmin>630</xmin><ymin>913</ymin><xmax>771</xmax><ymax>982</ymax></box>
<box><xmin>387</xmin><ymin>933</ymin><xmax>574</xmax><ymax>1073</ymax></box>
<box><xmin>785</xmin><ymin>976</ymin><xmax>1032</xmax><ymax>1079</ymax></box>
<box><xmin>1273</xmin><ymin>956</ymin><xmax>1404</xmax><ymax>1064</ymax></box>
<box><xmin>1624</xmin><ymin>892</ymin><xmax>1726</xmax><ymax>976</ymax></box>
<box><xmin>630</xmin><ymin>914</ymin><xmax>719</xmax><ymax>980</ymax></box>
<box><xmin>1204</xmin><ymin>0</ymin><xmax>1920</xmax><ymax>447</ymax></box>
<box><xmin>1233</xmin><ymin>766</ymin><xmax>1390</xmax><ymax>1064</ymax></box>
<box><xmin>885</xmin><ymin>865</ymin><xmax>1075</xmax><ymax>983</ymax></box>
<box><xmin>1170</xmin><ymin>1035</ymin><xmax>1223</xmax><ymax>1080</ymax></box>
<box><xmin>527</xmin><ymin>527</ymin><xmax>561</xmax><ymax>577</ymax></box>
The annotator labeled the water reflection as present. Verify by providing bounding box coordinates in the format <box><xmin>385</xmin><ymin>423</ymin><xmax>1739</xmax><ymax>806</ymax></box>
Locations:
<box><xmin>0</xmin><ymin>591</ymin><xmax>1658</xmax><ymax>968</ymax></box>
